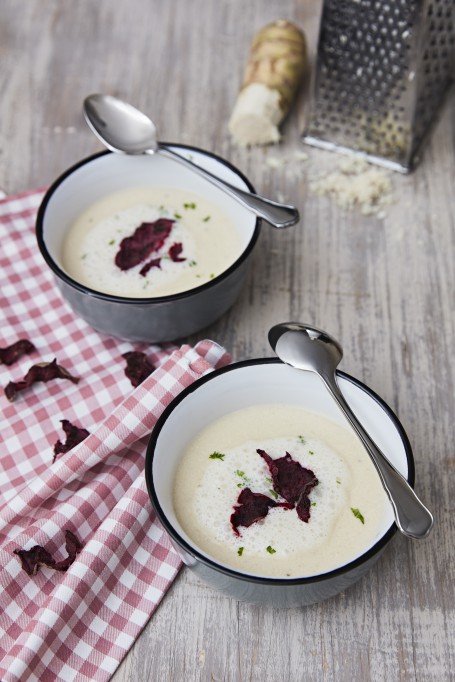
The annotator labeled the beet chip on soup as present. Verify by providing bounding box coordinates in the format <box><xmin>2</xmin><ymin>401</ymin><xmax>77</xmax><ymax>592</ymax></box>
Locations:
<box><xmin>231</xmin><ymin>487</ymin><xmax>292</xmax><ymax>536</ymax></box>
<box><xmin>257</xmin><ymin>449</ymin><xmax>318</xmax><ymax>523</ymax></box>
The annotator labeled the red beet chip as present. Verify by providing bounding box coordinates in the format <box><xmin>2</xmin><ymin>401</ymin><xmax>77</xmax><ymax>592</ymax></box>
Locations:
<box><xmin>115</xmin><ymin>219</ymin><xmax>174</xmax><ymax>270</ymax></box>
<box><xmin>13</xmin><ymin>545</ymin><xmax>55</xmax><ymax>576</ymax></box>
<box><xmin>13</xmin><ymin>530</ymin><xmax>83</xmax><ymax>576</ymax></box>
<box><xmin>53</xmin><ymin>419</ymin><xmax>90</xmax><ymax>463</ymax></box>
<box><xmin>230</xmin><ymin>487</ymin><xmax>291</xmax><ymax>536</ymax></box>
<box><xmin>122</xmin><ymin>351</ymin><xmax>155</xmax><ymax>387</ymax></box>
<box><xmin>0</xmin><ymin>339</ymin><xmax>36</xmax><ymax>366</ymax></box>
<box><xmin>53</xmin><ymin>530</ymin><xmax>83</xmax><ymax>571</ymax></box>
<box><xmin>257</xmin><ymin>449</ymin><xmax>318</xmax><ymax>507</ymax></box>
<box><xmin>139</xmin><ymin>257</ymin><xmax>161</xmax><ymax>277</ymax></box>
<box><xmin>4</xmin><ymin>359</ymin><xmax>80</xmax><ymax>402</ymax></box>
<box><xmin>168</xmin><ymin>242</ymin><xmax>186</xmax><ymax>262</ymax></box>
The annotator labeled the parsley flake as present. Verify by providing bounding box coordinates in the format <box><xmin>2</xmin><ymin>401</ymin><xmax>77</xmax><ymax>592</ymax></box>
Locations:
<box><xmin>209</xmin><ymin>451</ymin><xmax>225</xmax><ymax>461</ymax></box>
<box><xmin>203</xmin><ymin>215</ymin><xmax>211</xmax><ymax>222</ymax></box>
<box><xmin>351</xmin><ymin>508</ymin><xmax>365</xmax><ymax>524</ymax></box>
<box><xmin>237</xmin><ymin>547</ymin><xmax>244</xmax><ymax>556</ymax></box>
<box><xmin>174</xmin><ymin>212</ymin><xmax>182</xmax><ymax>220</ymax></box>
<box><xmin>183</xmin><ymin>202</ymin><xmax>196</xmax><ymax>209</ymax></box>
<box><xmin>269</xmin><ymin>489</ymin><xmax>279</xmax><ymax>500</ymax></box>
<box><xmin>266</xmin><ymin>545</ymin><xmax>276</xmax><ymax>554</ymax></box>
<box><xmin>298</xmin><ymin>435</ymin><xmax>306</xmax><ymax>444</ymax></box>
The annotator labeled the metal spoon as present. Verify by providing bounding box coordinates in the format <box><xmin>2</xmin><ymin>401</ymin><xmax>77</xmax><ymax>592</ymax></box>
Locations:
<box><xmin>269</xmin><ymin>322</ymin><xmax>434</xmax><ymax>540</ymax></box>
<box><xmin>83</xmin><ymin>93</ymin><xmax>299</xmax><ymax>229</ymax></box>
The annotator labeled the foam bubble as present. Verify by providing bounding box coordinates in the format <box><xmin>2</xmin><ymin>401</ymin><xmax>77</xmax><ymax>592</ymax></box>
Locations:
<box><xmin>173</xmin><ymin>405</ymin><xmax>389</xmax><ymax>578</ymax></box>
<box><xmin>62</xmin><ymin>187</ymin><xmax>242</xmax><ymax>297</ymax></box>
<box><xmin>193</xmin><ymin>436</ymin><xmax>349</xmax><ymax>556</ymax></box>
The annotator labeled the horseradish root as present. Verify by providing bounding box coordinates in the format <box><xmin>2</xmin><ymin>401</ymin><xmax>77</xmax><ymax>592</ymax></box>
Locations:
<box><xmin>228</xmin><ymin>20</ymin><xmax>307</xmax><ymax>147</ymax></box>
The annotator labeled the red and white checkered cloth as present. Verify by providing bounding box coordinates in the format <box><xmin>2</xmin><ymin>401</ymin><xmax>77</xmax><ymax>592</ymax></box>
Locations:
<box><xmin>0</xmin><ymin>189</ymin><xmax>231</xmax><ymax>682</ymax></box>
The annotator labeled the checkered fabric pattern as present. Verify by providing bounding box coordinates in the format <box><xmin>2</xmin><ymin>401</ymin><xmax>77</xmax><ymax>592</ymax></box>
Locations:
<box><xmin>0</xmin><ymin>189</ymin><xmax>231</xmax><ymax>682</ymax></box>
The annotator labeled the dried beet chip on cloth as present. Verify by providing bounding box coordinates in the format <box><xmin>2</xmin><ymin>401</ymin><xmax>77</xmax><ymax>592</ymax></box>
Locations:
<box><xmin>13</xmin><ymin>545</ymin><xmax>55</xmax><ymax>576</ymax></box>
<box><xmin>0</xmin><ymin>339</ymin><xmax>36</xmax><ymax>366</ymax></box>
<box><xmin>257</xmin><ymin>449</ymin><xmax>318</xmax><ymax>522</ymax></box>
<box><xmin>168</xmin><ymin>242</ymin><xmax>186</xmax><ymax>262</ymax></box>
<box><xmin>122</xmin><ymin>351</ymin><xmax>156</xmax><ymax>387</ymax></box>
<box><xmin>115</xmin><ymin>218</ymin><xmax>174</xmax><ymax>270</ymax></box>
<box><xmin>53</xmin><ymin>419</ymin><xmax>90</xmax><ymax>463</ymax></box>
<box><xmin>13</xmin><ymin>530</ymin><xmax>83</xmax><ymax>576</ymax></box>
<box><xmin>4</xmin><ymin>358</ymin><xmax>80</xmax><ymax>402</ymax></box>
<box><xmin>231</xmin><ymin>487</ymin><xmax>292</xmax><ymax>536</ymax></box>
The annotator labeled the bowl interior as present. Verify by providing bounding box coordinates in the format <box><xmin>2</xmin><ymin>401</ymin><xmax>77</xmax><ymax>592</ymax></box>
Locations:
<box><xmin>148</xmin><ymin>360</ymin><xmax>412</xmax><ymax>577</ymax></box>
<box><xmin>40</xmin><ymin>148</ymin><xmax>258</xmax><ymax>276</ymax></box>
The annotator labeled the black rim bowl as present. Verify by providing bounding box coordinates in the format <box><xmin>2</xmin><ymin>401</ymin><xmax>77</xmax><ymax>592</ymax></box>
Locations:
<box><xmin>36</xmin><ymin>147</ymin><xmax>262</xmax><ymax>306</ymax></box>
<box><xmin>145</xmin><ymin>357</ymin><xmax>415</xmax><ymax>587</ymax></box>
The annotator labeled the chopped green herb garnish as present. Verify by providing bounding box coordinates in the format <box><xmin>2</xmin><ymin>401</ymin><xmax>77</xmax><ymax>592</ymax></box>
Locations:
<box><xmin>183</xmin><ymin>202</ymin><xmax>196</xmax><ymax>209</ymax></box>
<box><xmin>108</xmin><ymin>239</ymin><xmax>115</xmax><ymax>245</ymax></box>
<box><xmin>351</xmin><ymin>508</ymin><xmax>365</xmax><ymax>524</ymax></box>
<box><xmin>209</xmin><ymin>451</ymin><xmax>225</xmax><ymax>460</ymax></box>
<box><xmin>269</xmin><ymin>489</ymin><xmax>278</xmax><ymax>500</ymax></box>
<box><xmin>336</xmin><ymin>477</ymin><xmax>341</xmax><ymax>485</ymax></box>
<box><xmin>203</xmin><ymin>215</ymin><xmax>211</xmax><ymax>222</ymax></box>
<box><xmin>174</xmin><ymin>212</ymin><xmax>182</xmax><ymax>220</ymax></box>
<box><xmin>235</xmin><ymin>470</ymin><xmax>246</xmax><ymax>478</ymax></box>
<box><xmin>298</xmin><ymin>435</ymin><xmax>306</xmax><ymax>444</ymax></box>
<box><xmin>237</xmin><ymin>547</ymin><xmax>244</xmax><ymax>556</ymax></box>
<box><xmin>237</xmin><ymin>482</ymin><xmax>244</xmax><ymax>488</ymax></box>
<box><xmin>266</xmin><ymin>545</ymin><xmax>276</xmax><ymax>554</ymax></box>
<box><xmin>188</xmin><ymin>260</ymin><xmax>197</xmax><ymax>267</ymax></box>
<box><xmin>209</xmin><ymin>273</ymin><xmax>215</xmax><ymax>279</ymax></box>
<box><xmin>265</xmin><ymin>477</ymin><xmax>273</xmax><ymax>484</ymax></box>
<box><xmin>311</xmin><ymin>502</ymin><xmax>317</xmax><ymax>507</ymax></box>
<box><xmin>309</xmin><ymin>450</ymin><xmax>315</xmax><ymax>455</ymax></box>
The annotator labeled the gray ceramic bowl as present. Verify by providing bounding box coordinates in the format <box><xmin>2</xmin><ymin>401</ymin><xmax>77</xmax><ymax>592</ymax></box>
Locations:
<box><xmin>36</xmin><ymin>148</ymin><xmax>261</xmax><ymax>342</ymax></box>
<box><xmin>145</xmin><ymin>358</ymin><xmax>414</xmax><ymax>608</ymax></box>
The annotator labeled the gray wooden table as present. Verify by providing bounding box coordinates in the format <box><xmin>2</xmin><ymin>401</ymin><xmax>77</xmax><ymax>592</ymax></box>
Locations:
<box><xmin>2</xmin><ymin>1</ymin><xmax>454</xmax><ymax>680</ymax></box>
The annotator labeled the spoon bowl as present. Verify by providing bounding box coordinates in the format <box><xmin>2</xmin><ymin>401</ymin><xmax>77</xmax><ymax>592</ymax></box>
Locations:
<box><xmin>269</xmin><ymin>322</ymin><xmax>434</xmax><ymax>540</ymax></box>
<box><xmin>269</xmin><ymin>322</ymin><xmax>343</xmax><ymax>375</ymax></box>
<box><xmin>83</xmin><ymin>94</ymin><xmax>300</xmax><ymax>229</ymax></box>
<box><xmin>84</xmin><ymin>94</ymin><xmax>158</xmax><ymax>154</ymax></box>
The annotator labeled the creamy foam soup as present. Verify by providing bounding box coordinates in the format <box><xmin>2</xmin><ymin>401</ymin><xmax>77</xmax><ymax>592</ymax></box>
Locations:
<box><xmin>62</xmin><ymin>187</ymin><xmax>242</xmax><ymax>297</ymax></box>
<box><xmin>173</xmin><ymin>405</ymin><xmax>389</xmax><ymax>578</ymax></box>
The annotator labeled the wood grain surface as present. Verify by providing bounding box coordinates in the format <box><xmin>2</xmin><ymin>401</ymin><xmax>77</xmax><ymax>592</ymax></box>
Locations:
<box><xmin>1</xmin><ymin>1</ymin><xmax>454</xmax><ymax>680</ymax></box>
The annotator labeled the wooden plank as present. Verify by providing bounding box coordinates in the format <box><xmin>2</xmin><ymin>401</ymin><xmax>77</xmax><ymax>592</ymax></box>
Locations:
<box><xmin>0</xmin><ymin>1</ymin><xmax>453</xmax><ymax>680</ymax></box>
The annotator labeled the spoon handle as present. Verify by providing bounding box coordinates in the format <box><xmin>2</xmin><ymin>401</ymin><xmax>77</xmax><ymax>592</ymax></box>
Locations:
<box><xmin>157</xmin><ymin>145</ymin><xmax>300</xmax><ymax>229</ymax></box>
<box><xmin>321</xmin><ymin>372</ymin><xmax>434</xmax><ymax>540</ymax></box>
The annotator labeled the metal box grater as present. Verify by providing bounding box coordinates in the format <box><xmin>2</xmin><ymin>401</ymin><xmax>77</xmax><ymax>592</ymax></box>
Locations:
<box><xmin>302</xmin><ymin>0</ymin><xmax>455</xmax><ymax>172</ymax></box>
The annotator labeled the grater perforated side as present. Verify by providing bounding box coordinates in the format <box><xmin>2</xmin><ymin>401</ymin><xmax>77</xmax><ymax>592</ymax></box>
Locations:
<box><xmin>302</xmin><ymin>0</ymin><xmax>455</xmax><ymax>172</ymax></box>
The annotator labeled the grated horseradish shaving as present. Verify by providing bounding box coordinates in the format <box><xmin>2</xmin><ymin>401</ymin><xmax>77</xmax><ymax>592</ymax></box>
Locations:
<box><xmin>310</xmin><ymin>158</ymin><xmax>393</xmax><ymax>217</ymax></box>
